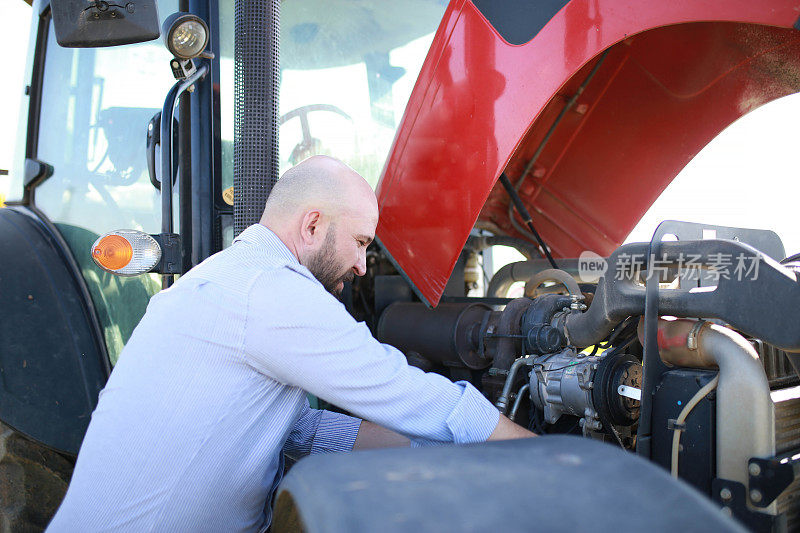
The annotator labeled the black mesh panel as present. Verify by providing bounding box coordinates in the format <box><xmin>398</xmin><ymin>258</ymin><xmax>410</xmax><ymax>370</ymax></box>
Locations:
<box><xmin>234</xmin><ymin>0</ymin><xmax>280</xmax><ymax>236</ymax></box>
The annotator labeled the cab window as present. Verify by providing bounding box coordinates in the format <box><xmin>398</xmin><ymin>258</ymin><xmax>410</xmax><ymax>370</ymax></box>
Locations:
<box><xmin>218</xmin><ymin>0</ymin><xmax>449</xmax><ymax>205</ymax></box>
<box><xmin>34</xmin><ymin>0</ymin><xmax>178</xmax><ymax>364</ymax></box>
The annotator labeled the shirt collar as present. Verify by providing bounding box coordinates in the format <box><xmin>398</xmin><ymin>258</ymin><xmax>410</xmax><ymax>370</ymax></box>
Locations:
<box><xmin>234</xmin><ymin>224</ymin><xmax>324</xmax><ymax>285</ymax></box>
<box><xmin>234</xmin><ymin>224</ymin><xmax>304</xmax><ymax>268</ymax></box>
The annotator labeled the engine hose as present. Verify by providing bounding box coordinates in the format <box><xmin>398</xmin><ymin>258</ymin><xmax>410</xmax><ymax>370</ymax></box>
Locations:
<box><xmin>671</xmin><ymin>375</ymin><xmax>719</xmax><ymax>478</ymax></box>
<box><xmin>636</xmin><ymin>229</ymin><xmax>665</xmax><ymax>457</ymax></box>
<box><xmin>524</xmin><ymin>268</ymin><xmax>581</xmax><ymax>298</ymax></box>
<box><xmin>496</xmin><ymin>356</ymin><xmax>533</xmax><ymax>414</ymax></box>
<box><xmin>509</xmin><ymin>384</ymin><xmax>530</xmax><ymax>421</ymax></box>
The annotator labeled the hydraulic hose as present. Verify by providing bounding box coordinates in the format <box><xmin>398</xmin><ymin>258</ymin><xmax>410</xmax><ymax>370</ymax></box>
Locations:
<box><xmin>496</xmin><ymin>356</ymin><xmax>533</xmax><ymax>414</ymax></box>
<box><xmin>509</xmin><ymin>384</ymin><xmax>530</xmax><ymax>421</ymax></box>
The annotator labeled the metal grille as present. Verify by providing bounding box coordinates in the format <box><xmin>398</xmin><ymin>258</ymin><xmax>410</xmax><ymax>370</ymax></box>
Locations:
<box><xmin>233</xmin><ymin>0</ymin><xmax>280</xmax><ymax>236</ymax></box>
<box><xmin>772</xmin><ymin>385</ymin><xmax>800</xmax><ymax>529</ymax></box>
<box><xmin>752</xmin><ymin>340</ymin><xmax>800</xmax><ymax>389</ymax></box>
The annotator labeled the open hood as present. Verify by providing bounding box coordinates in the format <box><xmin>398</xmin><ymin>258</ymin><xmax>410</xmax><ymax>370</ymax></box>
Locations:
<box><xmin>375</xmin><ymin>0</ymin><xmax>800</xmax><ymax>306</ymax></box>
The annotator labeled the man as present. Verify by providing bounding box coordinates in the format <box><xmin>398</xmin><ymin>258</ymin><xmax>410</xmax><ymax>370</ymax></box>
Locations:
<box><xmin>48</xmin><ymin>156</ymin><xmax>533</xmax><ymax>532</ymax></box>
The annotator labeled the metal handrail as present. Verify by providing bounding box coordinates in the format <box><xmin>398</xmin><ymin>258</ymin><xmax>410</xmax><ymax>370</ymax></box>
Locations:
<box><xmin>159</xmin><ymin>63</ymin><xmax>208</xmax><ymax>286</ymax></box>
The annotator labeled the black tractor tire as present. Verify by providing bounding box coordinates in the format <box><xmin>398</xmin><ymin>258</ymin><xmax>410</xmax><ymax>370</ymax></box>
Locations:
<box><xmin>273</xmin><ymin>436</ymin><xmax>747</xmax><ymax>533</ymax></box>
<box><xmin>0</xmin><ymin>423</ymin><xmax>73</xmax><ymax>532</ymax></box>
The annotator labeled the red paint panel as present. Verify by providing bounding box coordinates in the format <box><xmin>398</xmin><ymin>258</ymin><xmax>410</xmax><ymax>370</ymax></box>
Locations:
<box><xmin>492</xmin><ymin>22</ymin><xmax>800</xmax><ymax>259</ymax></box>
<box><xmin>376</xmin><ymin>0</ymin><xmax>800</xmax><ymax>306</ymax></box>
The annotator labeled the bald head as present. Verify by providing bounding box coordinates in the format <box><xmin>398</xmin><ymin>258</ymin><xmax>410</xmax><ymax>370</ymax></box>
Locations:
<box><xmin>259</xmin><ymin>156</ymin><xmax>378</xmax><ymax>296</ymax></box>
<box><xmin>261</xmin><ymin>156</ymin><xmax>376</xmax><ymax>227</ymax></box>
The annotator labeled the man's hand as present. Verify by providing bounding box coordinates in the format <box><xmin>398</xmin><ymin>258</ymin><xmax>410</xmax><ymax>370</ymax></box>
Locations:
<box><xmin>487</xmin><ymin>414</ymin><xmax>537</xmax><ymax>440</ymax></box>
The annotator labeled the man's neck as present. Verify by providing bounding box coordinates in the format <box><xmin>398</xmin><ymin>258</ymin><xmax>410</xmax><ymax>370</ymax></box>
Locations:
<box><xmin>259</xmin><ymin>222</ymin><xmax>302</xmax><ymax>264</ymax></box>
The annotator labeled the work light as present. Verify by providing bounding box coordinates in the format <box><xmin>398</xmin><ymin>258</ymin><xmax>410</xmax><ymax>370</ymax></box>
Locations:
<box><xmin>163</xmin><ymin>13</ymin><xmax>209</xmax><ymax>60</ymax></box>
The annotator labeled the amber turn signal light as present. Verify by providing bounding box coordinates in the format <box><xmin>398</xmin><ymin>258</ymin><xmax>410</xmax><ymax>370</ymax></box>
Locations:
<box><xmin>92</xmin><ymin>234</ymin><xmax>133</xmax><ymax>270</ymax></box>
<box><xmin>91</xmin><ymin>230</ymin><xmax>161</xmax><ymax>276</ymax></box>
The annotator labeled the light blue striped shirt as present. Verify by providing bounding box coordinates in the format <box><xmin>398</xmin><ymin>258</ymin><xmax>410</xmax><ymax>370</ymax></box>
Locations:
<box><xmin>48</xmin><ymin>224</ymin><xmax>499</xmax><ymax>532</ymax></box>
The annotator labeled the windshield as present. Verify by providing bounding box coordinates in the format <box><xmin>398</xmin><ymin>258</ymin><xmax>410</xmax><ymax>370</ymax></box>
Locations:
<box><xmin>219</xmin><ymin>0</ymin><xmax>448</xmax><ymax>194</ymax></box>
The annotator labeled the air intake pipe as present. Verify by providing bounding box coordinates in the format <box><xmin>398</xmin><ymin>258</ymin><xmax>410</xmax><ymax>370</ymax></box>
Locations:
<box><xmin>234</xmin><ymin>0</ymin><xmax>280</xmax><ymax>236</ymax></box>
<box><xmin>644</xmin><ymin>318</ymin><xmax>775</xmax><ymax>509</ymax></box>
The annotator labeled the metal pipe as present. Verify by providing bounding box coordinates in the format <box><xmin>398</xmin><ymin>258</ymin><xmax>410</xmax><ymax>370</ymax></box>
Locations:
<box><xmin>509</xmin><ymin>384</ymin><xmax>530</xmax><ymax>421</ymax></box>
<box><xmin>645</xmin><ymin>319</ymin><xmax>775</xmax><ymax>508</ymax></box>
<box><xmin>524</xmin><ymin>268</ymin><xmax>581</xmax><ymax>298</ymax></box>
<box><xmin>562</xmin><ymin>241</ymin><xmax>800</xmax><ymax>351</ymax></box>
<box><xmin>492</xmin><ymin>298</ymin><xmax>533</xmax><ymax>373</ymax></box>
<box><xmin>486</xmin><ymin>260</ymin><xmax>580</xmax><ymax>298</ymax></box>
<box><xmin>496</xmin><ymin>356</ymin><xmax>533</xmax><ymax>414</ymax></box>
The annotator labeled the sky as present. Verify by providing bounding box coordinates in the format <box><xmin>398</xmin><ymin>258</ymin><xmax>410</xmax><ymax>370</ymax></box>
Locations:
<box><xmin>1</xmin><ymin>1</ymin><xmax>799</xmax><ymax>258</ymax></box>
<box><xmin>625</xmin><ymin>93</ymin><xmax>800</xmax><ymax>256</ymax></box>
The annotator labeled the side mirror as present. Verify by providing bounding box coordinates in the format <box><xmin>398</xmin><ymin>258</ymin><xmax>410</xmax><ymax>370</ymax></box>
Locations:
<box><xmin>50</xmin><ymin>0</ymin><xmax>160</xmax><ymax>48</ymax></box>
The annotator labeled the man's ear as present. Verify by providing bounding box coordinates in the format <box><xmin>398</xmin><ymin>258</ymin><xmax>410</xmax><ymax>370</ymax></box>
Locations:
<box><xmin>299</xmin><ymin>210</ymin><xmax>322</xmax><ymax>245</ymax></box>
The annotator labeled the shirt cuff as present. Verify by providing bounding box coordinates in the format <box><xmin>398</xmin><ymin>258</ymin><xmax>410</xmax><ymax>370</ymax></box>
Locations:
<box><xmin>445</xmin><ymin>381</ymin><xmax>500</xmax><ymax>444</ymax></box>
<box><xmin>310</xmin><ymin>410</ymin><xmax>361</xmax><ymax>455</ymax></box>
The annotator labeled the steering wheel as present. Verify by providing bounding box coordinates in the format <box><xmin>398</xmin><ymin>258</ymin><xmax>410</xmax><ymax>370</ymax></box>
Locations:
<box><xmin>280</xmin><ymin>104</ymin><xmax>354</xmax><ymax>165</ymax></box>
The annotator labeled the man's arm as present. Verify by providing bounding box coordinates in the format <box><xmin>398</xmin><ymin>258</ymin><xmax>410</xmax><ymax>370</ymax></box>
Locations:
<box><xmin>291</xmin><ymin>411</ymin><xmax>533</xmax><ymax>453</ymax></box>
<box><xmin>284</xmin><ymin>399</ymin><xmax>361</xmax><ymax>459</ymax></box>
<box><xmin>246</xmin><ymin>271</ymin><xmax>528</xmax><ymax>445</ymax></box>
<box><xmin>286</xmin><ymin>402</ymin><xmax>411</xmax><ymax>455</ymax></box>
<box><xmin>488</xmin><ymin>414</ymin><xmax>536</xmax><ymax>440</ymax></box>
<box><xmin>353</xmin><ymin>420</ymin><xmax>411</xmax><ymax>449</ymax></box>
<box><xmin>353</xmin><ymin>414</ymin><xmax>534</xmax><ymax>450</ymax></box>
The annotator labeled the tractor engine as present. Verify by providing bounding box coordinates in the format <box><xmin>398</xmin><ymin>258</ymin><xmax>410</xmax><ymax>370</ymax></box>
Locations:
<box><xmin>377</xmin><ymin>295</ymin><xmax>644</xmax><ymax>444</ymax></box>
<box><xmin>360</xmin><ymin>225</ymin><xmax>800</xmax><ymax>531</ymax></box>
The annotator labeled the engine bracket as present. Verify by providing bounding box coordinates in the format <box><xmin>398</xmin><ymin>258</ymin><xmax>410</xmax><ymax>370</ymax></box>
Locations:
<box><xmin>748</xmin><ymin>452</ymin><xmax>800</xmax><ymax>508</ymax></box>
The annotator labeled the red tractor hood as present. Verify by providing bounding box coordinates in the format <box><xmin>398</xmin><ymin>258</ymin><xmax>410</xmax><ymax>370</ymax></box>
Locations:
<box><xmin>375</xmin><ymin>0</ymin><xmax>800</xmax><ymax>306</ymax></box>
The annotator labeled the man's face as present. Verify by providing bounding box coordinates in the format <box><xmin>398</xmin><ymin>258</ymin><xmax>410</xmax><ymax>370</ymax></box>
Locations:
<box><xmin>305</xmin><ymin>223</ymin><xmax>353</xmax><ymax>297</ymax></box>
<box><xmin>305</xmin><ymin>209</ymin><xmax>376</xmax><ymax>297</ymax></box>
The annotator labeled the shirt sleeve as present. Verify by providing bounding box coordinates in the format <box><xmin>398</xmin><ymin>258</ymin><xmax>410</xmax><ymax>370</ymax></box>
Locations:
<box><xmin>283</xmin><ymin>398</ymin><xmax>362</xmax><ymax>459</ymax></box>
<box><xmin>244</xmin><ymin>269</ymin><xmax>500</xmax><ymax>445</ymax></box>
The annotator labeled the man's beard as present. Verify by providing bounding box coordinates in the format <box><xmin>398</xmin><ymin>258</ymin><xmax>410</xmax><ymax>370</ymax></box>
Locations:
<box><xmin>305</xmin><ymin>226</ymin><xmax>354</xmax><ymax>297</ymax></box>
